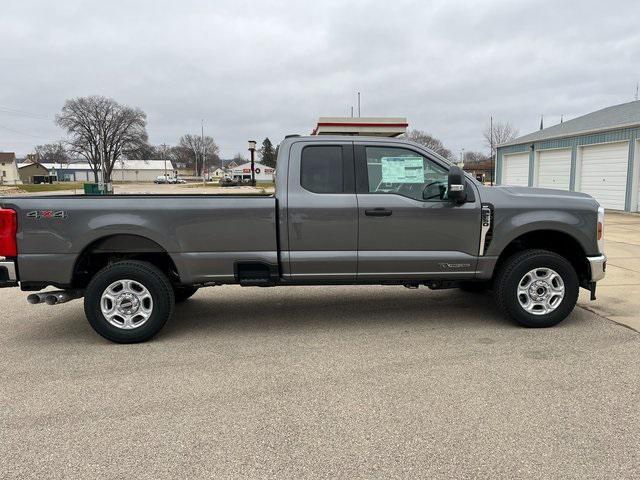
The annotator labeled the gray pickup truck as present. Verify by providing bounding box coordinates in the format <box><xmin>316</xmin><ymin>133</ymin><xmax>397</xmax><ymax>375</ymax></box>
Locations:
<box><xmin>0</xmin><ymin>135</ymin><xmax>606</xmax><ymax>343</ymax></box>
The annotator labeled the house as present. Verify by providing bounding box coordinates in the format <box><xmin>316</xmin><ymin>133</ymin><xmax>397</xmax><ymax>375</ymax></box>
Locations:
<box><xmin>18</xmin><ymin>162</ymin><xmax>54</xmax><ymax>184</ymax></box>
<box><xmin>209</xmin><ymin>167</ymin><xmax>225</xmax><ymax>179</ymax></box>
<box><xmin>464</xmin><ymin>158</ymin><xmax>495</xmax><ymax>184</ymax></box>
<box><xmin>230</xmin><ymin>162</ymin><xmax>275</xmax><ymax>182</ymax></box>
<box><xmin>0</xmin><ymin>152</ymin><xmax>22</xmax><ymax>185</ymax></box>
<box><xmin>41</xmin><ymin>161</ymin><xmax>94</xmax><ymax>182</ymax></box>
<box><xmin>497</xmin><ymin>100</ymin><xmax>640</xmax><ymax>211</ymax></box>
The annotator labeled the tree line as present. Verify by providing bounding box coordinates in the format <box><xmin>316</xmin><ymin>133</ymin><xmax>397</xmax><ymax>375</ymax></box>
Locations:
<box><xmin>37</xmin><ymin>94</ymin><xmax>516</xmax><ymax>183</ymax></box>
<box><xmin>404</xmin><ymin>120</ymin><xmax>518</xmax><ymax>169</ymax></box>
<box><xmin>39</xmin><ymin>95</ymin><xmax>278</xmax><ymax>183</ymax></box>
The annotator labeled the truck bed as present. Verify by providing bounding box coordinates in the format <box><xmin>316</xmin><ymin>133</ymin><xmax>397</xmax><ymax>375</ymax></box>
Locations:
<box><xmin>0</xmin><ymin>194</ymin><xmax>278</xmax><ymax>287</ymax></box>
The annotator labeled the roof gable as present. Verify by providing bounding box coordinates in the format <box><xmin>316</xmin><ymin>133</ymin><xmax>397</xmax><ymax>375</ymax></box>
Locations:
<box><xmin>503</xmin><ymin>100</ymin><xmax>640</xmax><ymax>146</ymax></box>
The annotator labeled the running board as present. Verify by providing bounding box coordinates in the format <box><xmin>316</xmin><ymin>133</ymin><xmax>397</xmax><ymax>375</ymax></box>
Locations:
<box><xmin>239</xmin><ymin>278</ymin><xmax>275</xmax><ymax>287</ymax></box>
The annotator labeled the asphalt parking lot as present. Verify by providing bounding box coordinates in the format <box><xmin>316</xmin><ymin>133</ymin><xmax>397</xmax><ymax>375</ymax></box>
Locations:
<box><xmin>1</xmin><ymin>282</ymin><xmax>638</xmax><ymax>479</ymax></box>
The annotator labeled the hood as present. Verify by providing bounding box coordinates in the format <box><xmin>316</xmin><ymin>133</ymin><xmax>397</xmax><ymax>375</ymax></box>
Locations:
<box><xmin>497</xmin><ymin>185</ymin><xmax>593</xmax><ymax>200</ymax></box>
<box><xmin>478</xmin><ymin>184</ymin><xmax>600</xmax><ymax>210</ymax></box>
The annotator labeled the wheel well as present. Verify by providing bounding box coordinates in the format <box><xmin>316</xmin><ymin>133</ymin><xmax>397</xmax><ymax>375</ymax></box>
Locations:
<box><xmin>72</xmin><ymin>234</ymin><xmax>180</xmax><ymax>288</ymax></box>
<box><xmin>495</xmin><ymin>230</ymin><xmax>589</xmax><ymax>284</ymax></box>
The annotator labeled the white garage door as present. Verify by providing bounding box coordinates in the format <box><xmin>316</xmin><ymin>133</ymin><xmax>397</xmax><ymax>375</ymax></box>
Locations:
<box><xmin>579</xmin><ymin>141</ymin><xmax>629</xmax><ymax>210</ymax></box>
<box><xmin>502</xmin><ymin>153</ymin><xmax>530</xmax><ymax>186</ymax></box>
<box><xmin>536</xmin><ymin>149</ymin><xmax>571</xmax><ymax>190</ymax></box>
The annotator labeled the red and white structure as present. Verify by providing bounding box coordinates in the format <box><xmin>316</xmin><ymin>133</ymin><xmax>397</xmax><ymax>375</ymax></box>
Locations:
<box><xmin>312</xmin><ymin>117</ymin><xmax>408</xmax><ymax>137</ymax></box>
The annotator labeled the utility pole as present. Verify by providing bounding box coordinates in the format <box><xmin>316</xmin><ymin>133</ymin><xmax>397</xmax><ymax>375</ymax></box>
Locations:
<box><xmin>490</xmin><ymin>115</ymin><xmax>494</xmax><ymax>186</ymax></box>
<box><xmin>635</xmin><ymin>82</ymin><xmax>639</xmax><ymax>101</ymax></box>
<box><xmin>201</xmin><ymin>119</ymin><xmax>206</xmax><ymax>185</ymax></box>
<box><xmin>160</xmin><ymin>143</ymin><xmax>168</xmax><ymax>181</ymax></box>
<box><xmin>357</xmin><ymin>92</ymin><xmax>361</xmax><ymax>117</ymax></box>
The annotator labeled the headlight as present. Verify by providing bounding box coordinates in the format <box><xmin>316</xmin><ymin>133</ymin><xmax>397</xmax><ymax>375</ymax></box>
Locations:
<box><xmin>597</xmin><ymin>206</ymin><xmax>605</xmax><ymax>253</ymax></box>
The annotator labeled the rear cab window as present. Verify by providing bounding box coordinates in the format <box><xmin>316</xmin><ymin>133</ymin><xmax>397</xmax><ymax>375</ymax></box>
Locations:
<box><xmin>300</xmin><ymin>145</ymin><xmax>354</xmax><ymax>194</ymax></box>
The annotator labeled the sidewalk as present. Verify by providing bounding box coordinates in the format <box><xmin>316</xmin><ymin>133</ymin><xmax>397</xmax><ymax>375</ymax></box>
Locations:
<box><xmin>578</xmin><ymin>211</ymin><xmax>640</xmax><ymax>332</ymax></box>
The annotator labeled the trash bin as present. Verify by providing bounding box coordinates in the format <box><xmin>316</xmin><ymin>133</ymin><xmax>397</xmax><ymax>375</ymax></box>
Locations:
<box><xmin>83</xmin><ymin>182</ymin><xmax>115</xmax><ymax>195</ymax></box>
<box><xmin>83</xmin><ymin>183</ymin><xmax>99</xmax><ymax>195</ymax></box>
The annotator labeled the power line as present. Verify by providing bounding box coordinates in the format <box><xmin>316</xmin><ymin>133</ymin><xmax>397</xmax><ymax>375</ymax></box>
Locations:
<box><xmin>0</xmin><ymin>123</ymin><xmax>47</xmax><ymax>139</ymax></box>
<box><xmin>0</xmin><ymin>105</ymin><xmax>48</xmax><ymax>120</ymax></box>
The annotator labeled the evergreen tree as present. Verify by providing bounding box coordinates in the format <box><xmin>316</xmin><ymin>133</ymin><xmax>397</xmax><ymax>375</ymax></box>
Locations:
<box><xmin>259</xmin><ymin>137</ymin><xmax>277</xmax><ymax>168</ymax></box>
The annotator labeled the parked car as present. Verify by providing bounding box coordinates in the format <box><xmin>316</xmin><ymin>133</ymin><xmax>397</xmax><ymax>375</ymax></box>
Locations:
<box><xmin>0</xmin><ymin>135</ymin><xmax>606</xmax><ymax>343</ymax></box>
<box><xmin>154</xmin><ymin>175</ymin><xmax>169</xmax><ymax>184</ymax></box>
<box><xmin>218</xmin><ymin>177</ymin><xmax>238</xmax><ymax>187</ymax></box>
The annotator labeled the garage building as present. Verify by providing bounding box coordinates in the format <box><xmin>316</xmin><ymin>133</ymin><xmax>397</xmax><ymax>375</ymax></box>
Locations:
<box><xmin>42</xmin><ymin>159</ymin><xmax>170</xmax><ymax>183</ymax></box>
<box><xmin>496</xmin><ymin>100</ymin><xmax>640</xmax><ymax>211</ymax></box>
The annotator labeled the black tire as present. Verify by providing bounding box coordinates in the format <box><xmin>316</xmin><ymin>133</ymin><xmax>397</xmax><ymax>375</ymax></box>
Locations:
<box><xmin>84</xmin><ymin>261</ymin><xmax>175</xmax><ymax>343</ymax></box>
<box><xmin>459</xmin><ymin>281</ymin><xmax>491</xmax><ymax>293</ymax></box>
<box><xmin>174</xmin><ymin>286</ymin><xmax>199</xmax><ymax>303</ymax></box>
<box><xmin>494</xmin><ymin>249</ymin><xmax>579</xmax><ymax>328</ymax></box>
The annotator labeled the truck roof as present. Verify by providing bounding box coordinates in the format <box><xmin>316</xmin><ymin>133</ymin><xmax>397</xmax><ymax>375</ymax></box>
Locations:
<box><xmin>279</xmin><ymin>135</ymin><xmax>453</xmax><ymax>165</ymax></box>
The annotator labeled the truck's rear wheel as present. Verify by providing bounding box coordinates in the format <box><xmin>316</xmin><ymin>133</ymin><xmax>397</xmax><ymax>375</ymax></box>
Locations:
<box><xmin>494</xmin><ymin>249</ymin><xmax>578</xmax><ymax>328</ymax></box>
<box><xmin>84</xmin><ymin>261</ymin><xmax>175</xmax><ymax>343</ymax></box>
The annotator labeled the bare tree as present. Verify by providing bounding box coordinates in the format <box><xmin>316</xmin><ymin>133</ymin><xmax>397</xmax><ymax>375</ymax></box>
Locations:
<box><xmin>404</xmin><ymin>129</ymin><xmax>453</xmax><ymax>160</ymax></box>
<box><xmin>483</xmin><ymin>120</ymin><xmax>519</xmax><ymax>155</ymax></box>
<box><xmin>56</xmin><ymin>96</ymin><xmax>148</xmax><ymax>183</ymax></box>
<box><xmin>463</xmin><ymin>150</ymin><xmax>489</xmax><ymax>167</ymax></box>
<box><xmin>232</xmin><ymin>152</ymin><xmax>246</xmax><ymax>163</ymax></box>
<box><xmin>177</xmin><ymin>134</ymin><xmax>220</xmax><ymax>176</ymax></box>
<box><xmin>34</xmin><ymin>142</ymin><xmax>69</xmax><ymax>164</ymax></box>
<box><xmin>126</xmin><ymin>142</ymin><xmax>160</xmax><ymax>160</ymax></box>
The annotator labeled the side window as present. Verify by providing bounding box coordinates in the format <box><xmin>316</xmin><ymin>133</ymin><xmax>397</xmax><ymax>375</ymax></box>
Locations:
<box><xmin>365</xmin><ymin>146</ymin><xmax>449</xmax><ymax>201</ymax></box>
<box><xmin>301</xmin><ymin>145</ymin><xmax>344</xmax><ymax>194</ymax></box>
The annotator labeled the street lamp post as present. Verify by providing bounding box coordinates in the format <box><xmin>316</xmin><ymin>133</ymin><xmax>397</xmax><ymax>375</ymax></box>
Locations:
<box><xmin>248</xmin><ymin>140</ymin><xmax>257</xmax><ymax>187</ymax></box>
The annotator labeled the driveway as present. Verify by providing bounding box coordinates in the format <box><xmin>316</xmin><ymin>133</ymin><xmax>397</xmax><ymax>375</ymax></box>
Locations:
<box><xmin>578</xmin><ymin>211</ymin><xmax>640</xmax><ymax>331</ymax></box>
<box><xmin>1</xmin><ymin>283</ymin><xmax>638</xmax><ymax>479</ymax></box>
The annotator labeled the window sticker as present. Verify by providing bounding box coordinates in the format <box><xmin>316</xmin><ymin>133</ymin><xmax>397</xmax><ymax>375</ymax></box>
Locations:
<box><xmin>381</xmin><ymin>156</ymin><xmax>424</xmax><ymax>183</ymax></box>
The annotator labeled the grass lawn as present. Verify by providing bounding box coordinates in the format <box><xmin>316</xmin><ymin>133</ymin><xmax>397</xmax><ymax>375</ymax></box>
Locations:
<box><xmin>19</xmin><ymin>182</ymin><xmax>85</xmax><ymax>193</ymax></box>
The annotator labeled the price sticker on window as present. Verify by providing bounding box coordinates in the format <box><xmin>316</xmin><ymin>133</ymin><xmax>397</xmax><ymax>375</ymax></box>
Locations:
<box><xmin>381</xmin><ymin>156</ymin><xmax>424</xmax><ymax>183</ymax></box>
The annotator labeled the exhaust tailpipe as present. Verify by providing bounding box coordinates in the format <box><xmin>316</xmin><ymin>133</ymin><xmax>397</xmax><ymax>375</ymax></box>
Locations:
<box><xmin>27</xmin><ymin>290</ymin><xmax>83</xmax><ymax>306</ymax></box>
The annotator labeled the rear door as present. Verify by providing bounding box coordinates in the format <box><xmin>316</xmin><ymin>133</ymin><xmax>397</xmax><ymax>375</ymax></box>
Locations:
<box><xmin>355</xmin><ymin>142</ymin><xmax>481</xmax><ymax>280</ymax></box>
<box><xmin>285</xmin><ymin>140</ymin><xmax>358</xmax><ymax>280</ymax></box>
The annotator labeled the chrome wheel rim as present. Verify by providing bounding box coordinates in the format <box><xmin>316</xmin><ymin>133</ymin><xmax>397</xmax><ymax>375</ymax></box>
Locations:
<box><xmin>517</xmin><ymin>268</ymin><xmax>565</xmax><ymax>316</ymax></box>
<box><xmin>100</xmin><ymin>279</ymin><xmax>153</xmax><ymax>329</ymax></box>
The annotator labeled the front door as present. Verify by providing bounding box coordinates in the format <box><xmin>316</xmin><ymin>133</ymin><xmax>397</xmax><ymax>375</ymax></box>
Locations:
<box><xmin>355</xmin><ymin>143</ymin><xmax>481</xmax><ymax>280</ymax></box>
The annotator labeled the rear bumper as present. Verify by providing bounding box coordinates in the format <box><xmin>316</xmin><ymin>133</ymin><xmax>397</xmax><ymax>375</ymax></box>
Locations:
<box><xmin>0</xmin><ymin>260</ymin><xmax>18</xmax><ymax>287</ymax></box>
<box><xmin>587</xmin><ymin>254</ymin><xmax>606</xmax><ymax>282</ymax></box>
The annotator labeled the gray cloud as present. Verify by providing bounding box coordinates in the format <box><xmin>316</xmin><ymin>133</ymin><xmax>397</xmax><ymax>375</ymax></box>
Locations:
<box><xmin>1</xmin><ymin>0</ymin><xmax>639</xmax><ymax>158</ymax></box>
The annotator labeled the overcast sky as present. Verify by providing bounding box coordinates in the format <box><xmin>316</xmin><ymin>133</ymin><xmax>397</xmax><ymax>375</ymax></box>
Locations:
<box><xmin>1</xmin><ymin>0</ymin><xmax>639</xmax><ymax>159</ymax></box>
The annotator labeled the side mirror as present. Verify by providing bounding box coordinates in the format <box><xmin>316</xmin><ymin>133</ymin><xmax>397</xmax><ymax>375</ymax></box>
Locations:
<box><xmin>448</xmin><ymin>165</ymin><xmax>467</xmax><ymax>204</ymax></box>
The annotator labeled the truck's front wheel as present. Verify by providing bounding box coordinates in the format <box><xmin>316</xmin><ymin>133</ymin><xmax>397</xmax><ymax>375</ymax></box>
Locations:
<box><xmin>494</xmin><ymin>249</ymin><xmax>579</xmax><ymax>328</ymax></box>
<box><xmin>84</xmin><ymin>261</ymin><xmax>175</xmax><ymax>343</ymax></box>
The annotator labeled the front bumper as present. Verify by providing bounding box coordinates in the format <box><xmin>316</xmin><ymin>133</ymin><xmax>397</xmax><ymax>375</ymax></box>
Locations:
<box><xmin>587</xmin><ymin>254</ymin><xmax>606</xmax><ymax>282</ymax></box>
<box><xmin>0</xmin><ymin>260</ymin><xmax>18</xmax><ymax>287</ymax></box>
